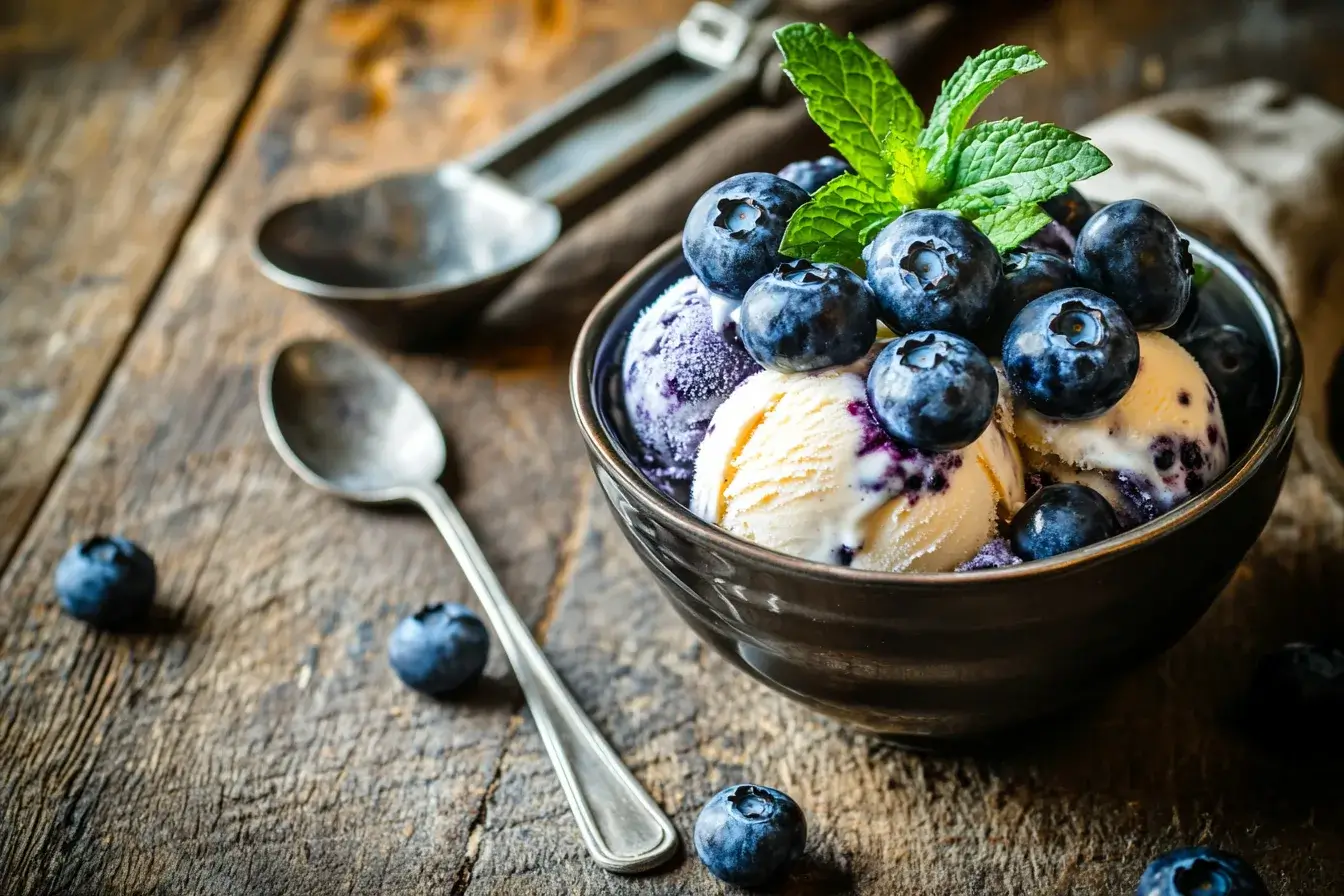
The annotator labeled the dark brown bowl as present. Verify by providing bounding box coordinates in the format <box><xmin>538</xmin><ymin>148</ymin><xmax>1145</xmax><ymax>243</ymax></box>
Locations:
<box><xmin>570</xmin><ymin>233</ymin><xmax>1302</xmax><ymax>745</ymax></box>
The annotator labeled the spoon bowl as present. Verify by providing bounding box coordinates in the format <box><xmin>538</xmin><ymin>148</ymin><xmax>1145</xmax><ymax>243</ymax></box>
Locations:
<box><xmin>262</xmin><ymin>339</ymin><xmax>448</xmax><ymax>500</ymax></box>
<box><xmin>254</xmin><ymin>169</ymin><xmax>561</xmax><ymax>351</ymax></box>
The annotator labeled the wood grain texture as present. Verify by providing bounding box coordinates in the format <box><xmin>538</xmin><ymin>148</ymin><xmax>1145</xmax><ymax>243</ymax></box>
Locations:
<box><xmin>0</xmin><ymin>0</ymin><xmax>296</xmax><ymax>570</ymax></box>
<box><xmin>4</xmin><ymin>0</ymin><xmax>1344</xmax><ymax>894</ymax></box>
<box><xmin>0</xmin><ymin>0</ymin><xmax>692</xmax><ymax>893</ymax></box>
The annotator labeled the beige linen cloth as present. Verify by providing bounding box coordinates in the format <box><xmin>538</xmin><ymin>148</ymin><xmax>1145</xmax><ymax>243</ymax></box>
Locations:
<box><xmin>1079</xmin><ymin>79</ymin><xmax>1344</xmax><ymax>504</ymax></box>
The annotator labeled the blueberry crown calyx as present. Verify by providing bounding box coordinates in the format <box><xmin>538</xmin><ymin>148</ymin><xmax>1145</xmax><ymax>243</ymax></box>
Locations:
<box><xmin>899</xmin><ymin>240</ymin><xmax>956</xmax><ymax>291</ymax></box>
<box><xmin>1050</xmin><ymin>302</ymin><xmax>1105</xmax><ymax>349</ymax></box>
<box><xmin>727</xmin><ymin>785</ymin><xmax>779</xmax><ymax>822</ymax></box>
<box><xmin>778</xmin><ymin>259</ymin><xmax>828</xmax><ymax>284</ymax></box>
<box><xmin>714</xmin><ymin>196</ymin><xmax>765</xmax><ymax>239</ymax></box>
<box><xmin>897</xmin><ymin>334</ymin><xmax>950</xmax><ymax>370</ymax></box>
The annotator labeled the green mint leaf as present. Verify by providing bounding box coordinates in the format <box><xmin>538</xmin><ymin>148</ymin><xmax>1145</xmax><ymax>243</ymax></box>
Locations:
<box><xmin>775</xmin><ymin>23</ymin><xmax>923</xmax><ymax>185</ymax></box>
<box><xmin>938</xmin><ymin>119</ymin><xmax>1112</xmax><ymax>211</ymax></box>
<box><xmin>919</xmin><ymin>45</ymin><xmax>1046</xmax><ymax>177</ymax></box>
<box><xmin>1192</xmin><ymin>262</ymin><xmax>1213</xmax><ymax>288</ymax></box>
<box><xmin>973</xmin><ymin>203</ymin><xmax>1053</xmax><ymax>252</ymax></box>
<box><xmin>779</xmin><ymin>173</ymin><xmax>905</xmax><ymax>266</ymax></box>
<box><xmin>883</xmin><ymin>126</ymin><xmax>924</xmax><ymax>207</ymax></box>
<box><xmin>859</xmin><ymin>214</ymin><xmax>900</xmax><ymax>245</ymax></box>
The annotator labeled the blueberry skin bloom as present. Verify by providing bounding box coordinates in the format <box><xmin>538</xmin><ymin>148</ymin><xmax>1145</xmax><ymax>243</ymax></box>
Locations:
<box><xmin>1074</xmin><ymin>198</ymin><xmax>1193</xmax><ymax>330</ymax></box>
<box><xmin>866</xmin><ymin>331</ymin><xmax>998</xmax><ymax>451</ymax></box>
<box><xmin>979</xmin><ymin>249</ymin><xmax>1075</xmax><ymax>352</ymax></box>
<box><xmin>1136</xmin><ymin>846</ymin><xmax>1268</xmax><ymax>896</ymax></box>
<box><xmin>694</xmin><ymin>784</ymin><xmax>806</xmax><ymax>888</ymax></box>
<box><xmin>1244</xmin><ymin>642</ymin><xmax>1344</xmax><ymax>748</ymax></box>
<box><xmin>683</xmin><ymin>173</ymin><xmax>811</xmax><ymax>300</ymax></box>
<box><xmin>54</xmin><ymin>536</ymin><xmax>157</xmax><ymax>628</ymax></box>
<box><xmin>1003</xmin><ymin>287</ymin><xmax>1140</xmax><ymax>419</ymax></box>
<box><xmin>1009</xmin><ymin>483</ymin><xmax>1120</xmax><ymax>561</ymax></box>
<box><xmin>777</xmin><ymin>156</ymin><xmax>852</xmax><ymax>194</ymax></box>
<box><xmin>864</xmin><ymin>209</ymin><xmax>1002</xmax><ymax>336</ymax></box>
<box><xmin>739</xmin><ymin>260</ymin><xmax>878</xmax><ymax>373</ymax></box>
<box><xmin>388</xmin><ymin>603</ymin><xmax>490</xmax><ymax>696</ymax></box>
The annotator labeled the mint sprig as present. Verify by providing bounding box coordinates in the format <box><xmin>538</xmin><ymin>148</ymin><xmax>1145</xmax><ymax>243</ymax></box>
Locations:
<box><xmin>776</xmin><ymin>174</ymin><xmax>897</xmax><ymax>268</ymax></box>
<box><xmin>774</xmin><ymin>29</ymin><xmax>1111</xmax><ymax>256</ymax></box>
<box><xmin>775</xmin><ymin>23</ymin><xmax>923</xmax><ymax>185</ymax></box>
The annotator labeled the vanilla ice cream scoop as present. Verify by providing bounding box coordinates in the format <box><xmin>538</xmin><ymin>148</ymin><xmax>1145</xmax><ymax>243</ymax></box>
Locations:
<box><xmin>691</xmin><ymin>363</ymin><xmax>1024</xmax><ymax>572</ymax></box>
<box><xmin>1015</xmin><ymin>331</ymin><xmax>1229</xmax><ymax>526</ymax></box>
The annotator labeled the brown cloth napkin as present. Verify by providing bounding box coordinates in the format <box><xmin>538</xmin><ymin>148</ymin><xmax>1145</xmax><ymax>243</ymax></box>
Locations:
<box><xmin>1079</xmin><ymin>80</ymin><xmax>1344</xmax><ymax>505</ymax></box>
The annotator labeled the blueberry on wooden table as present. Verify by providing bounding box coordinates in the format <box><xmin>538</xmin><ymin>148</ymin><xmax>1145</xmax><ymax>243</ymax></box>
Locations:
<box><xmin>1243</xmin><ymin>642</ymin><xmax>1344</xmax><ymax>747</ymax></box>
<box><xmin>54</xmin><ymin>535</ymin><xmax>156</xmax><ymax>628</ymax></box>
<box><xmin>694</xmin><ymin>784</ymin><xmax>806</xmax><ymax>888</ymax></box>
<box><xmin>387</xmin><ymin>603</ymin><xmax>490</xmax><ymax>696</ymax></box>
<box><xmin>1136</xmin><ymin>846</ymin><xmax>1268</xmax><ymax>896</ymax></box>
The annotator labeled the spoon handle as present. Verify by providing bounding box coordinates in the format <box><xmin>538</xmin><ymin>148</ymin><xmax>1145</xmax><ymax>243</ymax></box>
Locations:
<box><xmin>410</xmin><ymin>482</ymin><xmax>679</xmax><ymax>874</ymax></box>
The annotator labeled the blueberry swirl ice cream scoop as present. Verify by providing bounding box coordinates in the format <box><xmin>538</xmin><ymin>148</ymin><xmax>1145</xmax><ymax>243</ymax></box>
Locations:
<box><xmin>1014</xmin><ymin>331</ymin><xmax>1229</xmax><ymax>527</ymax></box>
<box><xmin>622</xmin><ymin>275</ymin><xmax>758</xmax><ymax>496</ymax></box>
<box><xmin>690</xmin><ymin>361</ymin><xmax>1024</xmax><ymax>573</ymax></box>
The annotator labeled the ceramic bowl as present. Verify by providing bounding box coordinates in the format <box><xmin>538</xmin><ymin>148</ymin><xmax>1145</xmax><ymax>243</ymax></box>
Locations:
<box><xmin>570</xmin><ymin>233</ymin><xmax>1301</xmax><ymax>745</ymax></box>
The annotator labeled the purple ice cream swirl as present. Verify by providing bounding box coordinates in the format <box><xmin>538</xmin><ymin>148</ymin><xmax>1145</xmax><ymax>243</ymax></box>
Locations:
<box><xmin>622</xmin><ymin>275</ymin><xmax>759</xmax><ymax>497</ymax></box>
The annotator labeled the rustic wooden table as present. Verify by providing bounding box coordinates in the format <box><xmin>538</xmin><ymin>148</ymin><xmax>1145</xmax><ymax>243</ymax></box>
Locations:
<box><xmin>4</xmin><ymin>1</ymin><xmax>1344</xmax><ymax>893</ymax></box>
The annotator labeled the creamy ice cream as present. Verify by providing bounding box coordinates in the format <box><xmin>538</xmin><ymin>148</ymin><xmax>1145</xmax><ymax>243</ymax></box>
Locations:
<box><xmin>1014</xmin><ymin>331</ymin><xmax>1229</xmax><ymax>526</ymax></box>
<box><xmin>622</xmin><ymin>275</ymin><xmax>758</xmax><ymax>496</ymax></box>
<box><xmin>690</xmin><ymin>359</ymin><xmax>1024</xmax><ymax>572</ymax></box>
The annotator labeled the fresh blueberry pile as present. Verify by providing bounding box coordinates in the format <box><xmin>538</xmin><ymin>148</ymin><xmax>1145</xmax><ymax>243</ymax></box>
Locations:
<box><xmin>676</xmin><ymin>162</ymin><xmax>1251</xmax><ymax>564</ymax></box>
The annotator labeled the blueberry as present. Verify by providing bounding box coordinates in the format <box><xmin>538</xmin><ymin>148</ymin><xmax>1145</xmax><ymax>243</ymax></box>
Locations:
<box><xmin>1074</xmin><ymin>199</ymin><xmax>1192</xmax><ymax>330</ymax></box>
<box><xmin>1243</xmin><ymin>642</ymin><xmax>1344</xmax><ymax>748</ymax></box>
<box><xmin>864</xmin><ymin>209</ymin><xmax>1001</xmax><ymax>336</ymax></box>
<box><xmin>1181</xmin><ymin>325</ymin><xmax>1261</xmax><ymax>415</ymax></box>
<box><xmin>866</xmin><ymin>331</ymin><xmax>998</xmax><ymax>450</ymax></box>
<box><xmin>1166</xmin><ymin>282</ymin><xmax>1204</xmax><ymax>343</ymax></box>
<box><xmin>683</xmin><ymin>173</ymin><xmax>811</xmax><ymax>300</ymax></box>
<box><xmin>1136</xmin><ymin>846</ymin><xmax>1268</xmax><ymax>896</ymax></box>
<box><xmin>978</xmin><ymin>249</ymin><xmax>1074</xmax><ymax>353</ymax></box>
<box><xmin>694</xmin><ymin>784</ymin><xmax>806</xmax><ymax>887</ymax></box>
<box><xmin>388</xmin><ymin>603</ymin><xmax>489</xmax><ymax>696</ymax></box>
<box><xmin>1009</xmin><ymin>483</ymin><xmax>1120</xmax><ymax>560</ymax></box>
<box><xmin>777</xmin><ymin>156</ymin><xmax>852</xmax><ymax>194</ymax></box>
<box><xmin>739</xmin><ymin>260</ymin><xmax>877</xmax><ymax>372</ymax></box>
<box><xmin>1002</xmin><ymin>287</ymin><xmax>1140</xmax><ymax>419</ymax></box>
<box><xmin>1041</xmin><ymin>186</ymin><xmax>1095</xmax><ymax>236</ymax></box>
<box><xmin>54</xmin><ymin>536</ymin><xmax>156</xmax><ymax>628</ymax></box>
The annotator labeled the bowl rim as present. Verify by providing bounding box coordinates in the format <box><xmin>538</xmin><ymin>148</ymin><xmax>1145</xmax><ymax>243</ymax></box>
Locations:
<box><xmin>569</xmin><ymin>231</ymin><xmax>1304</xmax><ymax>588</ymax></box>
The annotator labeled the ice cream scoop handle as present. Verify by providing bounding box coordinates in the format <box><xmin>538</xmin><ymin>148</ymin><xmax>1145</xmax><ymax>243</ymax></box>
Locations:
<box><xmin>409</xmin><ymin>482</ymin><xmax>679</xmax><ymax>874</ymax></box>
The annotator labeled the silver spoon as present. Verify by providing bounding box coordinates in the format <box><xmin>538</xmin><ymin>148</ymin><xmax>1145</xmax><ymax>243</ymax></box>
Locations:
<box><xmin>247</xmin><ymin>1</ymin><xmax>782</xmax><ymax>351</ymax></box>
<box><xmin>259</xmin><ymin>338</ymin><xmax>678</xmax><ymax>873</ymax></box>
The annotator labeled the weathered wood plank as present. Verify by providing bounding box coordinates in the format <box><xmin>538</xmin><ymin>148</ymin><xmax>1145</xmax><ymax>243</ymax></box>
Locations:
<box><xmin>0</xmin><ymin>0</ymin><xmax>297</xmax><ymax>570</ymax></box>
<box><xmin>0</xmin><ymin>0</ymin><xmax>695</xmax><ymax>893</ymax></box>
<box><xmin>5</xmin><ymin>0</ymin><xmax>1344</xmax><ymax>893</ymax></box>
